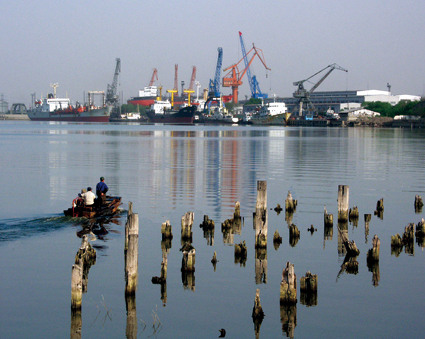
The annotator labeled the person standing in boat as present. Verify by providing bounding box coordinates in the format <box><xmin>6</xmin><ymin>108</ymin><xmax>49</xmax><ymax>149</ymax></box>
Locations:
<box><xmin>81</xmin><ymin>187</ymin><xmax>95</xmax><ymax>208</ymax></box>
<box><xmin>96</xmin><ymin>176</ymin><xmax>109</xmax><ymax>205</ymax></box>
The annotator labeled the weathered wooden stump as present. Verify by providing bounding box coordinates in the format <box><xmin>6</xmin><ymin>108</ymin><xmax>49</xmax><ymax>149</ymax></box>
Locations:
<box><xmin>252</xmin><ymin>288</ymin><xmax>265</xmax><ymax>320</ymax></box>
<box><xmin>71</xmin><ymin>235</ymin><xmax>96</xmax><ymax>310</ymax></box>
<box><xmin>374</xmin><ymin>198</ymin><xmax>384</xmax><ymax>219</ymax></box>
<box><xmin>300</xmin><ymin>271</ymin><xmax>318</xmax><ymax>307</ymax></box>
<box><xmin>181</xmin><ymin>211</ymin><xmax>194</xmax><ymax>241</ymax></box>
<box><xmin>255</xmin><ymin>247</ymin><xmax>267</xmax><ymax>284</ymax></box>
<box><xmin>211</xmin><ymin>251</ymin><xmax>218</xmax><ymax>271</ymax></box>
<box><xmin>338</xmin><ymin>185</ymin><xmax>349</xmax><ymax>222</ymax></box>
<box><xmin>280</xmin><ymin>262</ymin><xmax>297</xmax><ymax>305</ymax></box>
<box><xmin>324</xmin><ymin>206</ymin><xmax>333</xmax><ymax>228</ymax></box>
<box><xmin>125</xmin><ymin>208</ymin><xmax>139</xmax><ymax>295</ymax></box>
<box><xmin>289</xmin><ymin>224</ymin><xmax>300</xmax><ymax>247</ymax></box>
<box><xmin>402</xmin><ymin>223</ymin><xmax>414</xmax><ymax>255</ymax></box>
<box><xmin>338</xmin><ymin>227</ymin><xmax>360</xmax><ymax>256</ymax></box>
<box><xmin>234</xmin><ymin>201</ymin><xmax>241</xmax><ymax>219</ymax></box>
<box><xmin>307</xmin><ymin>225</ymin><xmax>317</xmax><ymax>234</ymax></box>
<box><xmin>199</xmin><ymin>215</ymin><xmax>215</xmax><ymax>246</ymax></box>
<box><xmin>70</xmin><ymin>308</ymin><xmax>82</xmax><ymax>339</ymax></box>
<box><xmin>367</xmin><ymin>234</ymin><xmax>380</xmax><ymax>263</ymax></box>
<box><xmin>180</xmin><ymin>243</ymin><xmax>195</xmax><ymax>272</ymax></box>
<box><xmin>415</xmin><ymin>195</ymin><xmax>423</xmax><ymax>213</ymax></box>
<box><xmin>349</xmin><ymin>206</ymin><xmax>359</xmax><ymax>226</ymax></box>
<box><xmin>254</xmin><ymin>181</ymin><xmax>268</xmax><ymax>249</ymax></box>
<box><xmin>161</xmin><ymin>220</ymin><xmax>173</xmax><ymax>240</ymax></box>
<box><xmin>273</xmin><ymin>230</ymin><xmax>282</xmax><ymax>244</ymax></box>
<box><xmin>415</xmin><ymin>218</ymin><xmax>425</xmax><ymax>236</ymax></box>
<box><xmin>285</xmin><ymin>191</ymin><xmax>297</xmax><ymax>213</ymax></box>
<box><xmin>364</xmin><ymin>213</ymin><xmax>371</xmax><ymax>243</ymax></box>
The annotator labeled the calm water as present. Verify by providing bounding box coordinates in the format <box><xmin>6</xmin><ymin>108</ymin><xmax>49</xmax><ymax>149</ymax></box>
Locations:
<box><xmin>0</xmin><ymin>121</ymin><xmax>424</xmax><ymax>338</ymax></box>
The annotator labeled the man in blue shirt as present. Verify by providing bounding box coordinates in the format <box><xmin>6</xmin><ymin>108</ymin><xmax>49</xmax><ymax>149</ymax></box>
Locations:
<box><xmin>96</xmin><ymin>176</ymin><xmax>108</xmax><ymax>205</ymax></box>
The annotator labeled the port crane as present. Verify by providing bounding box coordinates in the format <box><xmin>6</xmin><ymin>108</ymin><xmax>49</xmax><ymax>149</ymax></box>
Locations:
<box><xmin>106</xmin><ymin>58</ymin><xmax>121</xmax><ymax>108</ymax></box>
<box><xmin>293</xmin><ymin>63</ymin><xmax>347</xmax><ymax>116</ymax></box>
<box><xmin>222</xmin><ymin>32</ymin><xmax>270</xmax><ymax>103</ymax></box>
<box><xmin>189</xmin><ymin>66</ymin><xmax>197</xmax><ymax>91</ymax></box>
<box><xmin>208</xmin><ymin>47</ymin><xmax>223</xmax><ymax>99</ymax></box>
<box><xmin>149</xmin><ymin>68</ymin><xmax>158</xmax><ymax>86</ymax></box>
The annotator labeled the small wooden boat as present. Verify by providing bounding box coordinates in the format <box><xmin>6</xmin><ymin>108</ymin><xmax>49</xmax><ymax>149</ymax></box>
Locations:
<box><xmin>64</xmin><ymin>195</ymin><xmax>122</xmax><ymax>218</ymax></box>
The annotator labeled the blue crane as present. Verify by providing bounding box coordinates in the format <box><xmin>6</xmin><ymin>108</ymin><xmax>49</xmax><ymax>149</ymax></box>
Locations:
<box><xmin>208</xmin><ymin>47</ymin><xmax>223</xmax><ymax>98</ymax></box>
<box><xmin>239</xmin><ymin>32</ymin><xmax>268</xmax><ymax>99</ymax></box>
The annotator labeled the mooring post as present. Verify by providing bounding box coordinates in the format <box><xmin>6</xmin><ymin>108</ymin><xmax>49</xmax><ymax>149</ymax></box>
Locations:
<box><xmin>125</xmin><ymin>207</ymin><xmax>139</xmax><ymax>295</ymax></box>
<box><xmin>254</xmin><ymin>180</ymin><xmax>268</xmax><ymax>248</ymax></box>
<box><xmin>338</xmin><ymin>185</ymin><xmax>349</xmax><ymax>222</ymax></box>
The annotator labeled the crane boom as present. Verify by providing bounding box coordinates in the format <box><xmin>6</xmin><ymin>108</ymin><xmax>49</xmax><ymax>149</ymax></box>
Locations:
<box><xmin>189</xmin><ymin>66</ymin><xmax>196</xmax><ymax>90</ymax></box>
<box><xmin>209</xmin><ymin>47</ymin><xmax>223</xmax><ymax>98</ymax></box>
<box><xmin>106</xmin><ymin>58</ymin><xmax>121</xmax><ymax>105</ymax></box>
<box><xmin>149</xmin><ymin>68</ymin><xmax>158</xmax><ymax>86</ymax></box>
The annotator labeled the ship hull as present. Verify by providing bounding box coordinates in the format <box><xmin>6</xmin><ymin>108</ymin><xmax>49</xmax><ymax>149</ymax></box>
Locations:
<box><xmin>146</xmin><ymin>105</ymin><xmax>196</xmax><ymax>124</ymax></box>
<box><xmin>250</xmin><ymin>113</ymin><xmax>287</xmax><ymax>126</ymax></box>
<box><xmin>28</xmin><ymin>107</ymin><xmax>111</xmax><ymax>122</ymax></box>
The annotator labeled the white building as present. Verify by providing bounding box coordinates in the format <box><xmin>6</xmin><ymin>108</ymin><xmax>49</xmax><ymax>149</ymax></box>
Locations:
<box><xmin>358</xmin><ymin>90</ymin><xmax>420</xmax><ymax>106</ymax></box>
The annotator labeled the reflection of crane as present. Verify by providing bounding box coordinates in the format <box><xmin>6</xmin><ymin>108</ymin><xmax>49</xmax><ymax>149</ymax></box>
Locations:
<box><xmin>189</xmin><ymin>66</ymin><xmax>196</xmax><ymax>91</ymax></box>
<box><xmin>222</xmin><ymin>32</ymin><xmax>270</xmax><ymax>103</ymax></box>
<box><xmin>106</xmin><ymin>58</ymin><xmax>121</xmax><ymax>107</ymax></box>
<box><xmin>293</xmin><ymin>63</ymin><xmax>347</xmax><ymax>116</ymax></box>
<box><xmin>208</xmin><ymin>47</ymin><xmax>223</xmax><ymax>98</ymax></box>
<box><xmin>149</xmin><ymin>68</ymin><xmax>158</xmax><ymax>86</ymax></box>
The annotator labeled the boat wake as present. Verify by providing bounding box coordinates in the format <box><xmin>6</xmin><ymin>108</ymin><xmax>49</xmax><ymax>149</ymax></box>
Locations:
<box><xmin>0</xmin><ymin>215</ymin><xmax>72</xmax><ymax>243</ymax></box>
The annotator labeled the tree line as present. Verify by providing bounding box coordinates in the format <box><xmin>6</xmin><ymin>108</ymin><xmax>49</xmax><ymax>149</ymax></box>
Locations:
<box><xmin>362</xmin><ymin>99</ymin><xmax>425</xmax><ymax>118</ymax></box>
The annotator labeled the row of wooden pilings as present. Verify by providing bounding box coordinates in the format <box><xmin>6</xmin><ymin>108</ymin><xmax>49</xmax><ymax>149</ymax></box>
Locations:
<box><xmin>71</xmin><ymin>202</ymin><xmax>140</xmax><ymax>339</ymax></box>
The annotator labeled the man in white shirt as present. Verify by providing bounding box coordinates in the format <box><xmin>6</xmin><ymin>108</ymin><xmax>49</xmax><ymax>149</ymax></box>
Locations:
<box><xmin>81</xmin><ymin>187</ymin><xmax>96</xmax><ymax>207</ymax></box>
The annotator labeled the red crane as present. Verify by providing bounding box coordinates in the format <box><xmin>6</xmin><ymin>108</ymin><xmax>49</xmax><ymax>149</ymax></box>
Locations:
<box><xmin>149</xmin><ymin>68</ymin><xmax>158</xmax><ymax>86</ymax></box>
<box><xmin>189</xmin><ymin>66</ymin><xmax>197</xmax><ymax>90</ymax></box>
<box><xmin>222</xmin><ymin>34</ymin><xmax>270</xmax><ymax>103</ymax></box>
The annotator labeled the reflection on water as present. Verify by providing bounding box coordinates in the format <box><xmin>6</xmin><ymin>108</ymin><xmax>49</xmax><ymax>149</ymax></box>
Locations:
<box><xmin>1</xmin><ymin>122</ymin><xmax>425</xmax><ymax>338</ymax></box>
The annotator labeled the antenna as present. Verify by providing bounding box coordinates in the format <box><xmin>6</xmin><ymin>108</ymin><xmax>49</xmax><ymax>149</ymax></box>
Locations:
<box><xmin>50</xmin><ymin>83</ymin><xmax>59</xmax><ymax>98</ymax></box>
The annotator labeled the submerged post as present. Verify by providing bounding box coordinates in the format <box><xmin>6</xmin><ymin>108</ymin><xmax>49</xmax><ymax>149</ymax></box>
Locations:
<box><xmin>125</xmin><ymin>204</ymin><xmax>139</xmax><ymax>295</ymax></box>
<box><xmin>337</xmin><ymin>185</ymin><xmax>349</xmax><ymax>222</ymax></box>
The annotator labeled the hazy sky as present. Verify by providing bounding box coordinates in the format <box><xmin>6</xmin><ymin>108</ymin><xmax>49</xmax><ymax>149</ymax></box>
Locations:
<box><xmin>1</xmin><ymin>0</ymin><xmax>425</xmax><ymax>105</ymax></box>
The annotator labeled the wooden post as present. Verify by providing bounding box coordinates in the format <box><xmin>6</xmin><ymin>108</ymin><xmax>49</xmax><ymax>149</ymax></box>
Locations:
<box><xmin>367</xmin><ymin>234</ymin><xmax>380</xmax><ymax>262</ymax></box>
<box><xmin>235</xmin><ymin>240</ymin><xmax>247</xmax><ymax>266</ymax></box>
<box><xmin>289</xmin><ymin>224</ymin><xmax>300</xmax><ymax>247</ymax></box>
<box><xmin>285</xmin><ymin>191</ymin><xmax>297</xmax><ymax>213</ymax></box>
<box><xmin>200</xmin><ymin>215</ymin><xmax>215</xmax><ymax>246</ymax></box>
<box><xmin>324</xmin><ymin>206</ymin><xmax>333</xmax><ymax>227</ymax></box>
<box><xmin>181</xmin><ymin>211</ymin><xmax>194</xmax><ymax>242</ymax></box>
<box><xmin>70</xmin><ymin>308</ymin><xmax>82</xmax><ymax>339</ymax></box>
<box><xmin>125</xmin><ymin>293</ymin><xmax>137</xmax><ymax>339</ymax></box>
<box><xmin>255</xmin><ymin>247</ymin><xmax>267</xmax><ymax>284</ymax></box>
<box><xmin>337</xmin><ymin>226</ymin><xmax>360</xmax><ymax>257</ymax></box>
<box><xmin>273</xmin><ymin>230</ymin><xmax>282</xmax><ymax>249</ymax></box>
<box><xmin>337</xmin><ymin>185</ymin><xmax>349</xmax><ymax>222</ymax></box>
<box><xmin>280</xmin><ymin>262</ymin><xmax>297</xmax><ymax>305</ymax></box>
<box><xmin>125</xmin><ymin>208</ymin><xmax>139</xmax><ymax>295</ymax></box>
<box><xmin>300</xmin><ymin>271</ymin><xmax>318</xmax><ymax>306</ymax></box>
<box><xmin>254</xmin><ymin>181</ymin><xmax>268</xmax><ymax>248</ymax></box>
<box><xmin>415</xmin><ymin>195</ymin><xmax>424</xmax><ymax>213</ymax></box>
<box><xmin>374</xmin><ymin>198</ymin><xmax>384</xmax><ymax>219</ymax></box>
<box><xmin>71</xmin><ymin>235</ymin><xmax>96</xmax><ymax>311</ymax></box>
<box><xmin>364</xmin><ymin>214</ymin><xmax>371</xmax><ymax>243</ymax></box>
<box><xmin>252</xmin><ymin>288</ymin><xmax>264</xmax><ymax>339</ymax></box>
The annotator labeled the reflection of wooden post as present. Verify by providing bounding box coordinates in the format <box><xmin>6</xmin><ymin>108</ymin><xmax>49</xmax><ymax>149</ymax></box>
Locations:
<box><xmin>70</xmin><ymin>309</ymin><xmax>82</xmax><ymax>339</ymax></box>
<box><xmin>374</xmin><ymin>198</ymin><xmax>384</xmax><ymax>219</ymax></box>
<box><xmin>280</xmin><ymin>262</ymin><xmax>297</xmax><ymax>305</ymax></box>
<box><xmin>255</xmin><ymin>248</ymin><xmax>267</xmax><ymax>284</ymax></box>
<box><xmin>280</xmin><ymin>304</ymin><xmax>297</xmax><ymax>338</ymax></box>
<box><xmin>364</xmin><ymin>214</ymin><xmax>371</xmax><ymax>243</ymax></box>
<box><xmin>125</xmin><ymin>208</ymin><xmax>139</xmax><ymax>295</ymax></box>
<box><xmin>338</xmin><ymin>185</ymin><xmax>349</xmax><ymax>222</ymax></box>
<box><xmin>254</xmin><ymin>181</ymin><xmax>268</xmax><ymax>248</ymax></box>
<box><xmin>125</xmin><ymin>293</ymin><xmax>137</xmax><ymax>339</ymax></box>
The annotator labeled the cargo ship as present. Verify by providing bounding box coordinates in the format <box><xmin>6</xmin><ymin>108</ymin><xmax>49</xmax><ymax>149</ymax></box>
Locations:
<box><xmin>127</xmin><ymin>86</ymin><xmax>159</xmax><ymax>106</ymax></box>
<box><xmin>28</xmin><ymin>92</ymin><xmax>111</xmax><ymax>122</ymax></box>
<box><xmin>146</xmin><ymin>101</ymin><xmax>196</xmax><ymax>124</ymax></box>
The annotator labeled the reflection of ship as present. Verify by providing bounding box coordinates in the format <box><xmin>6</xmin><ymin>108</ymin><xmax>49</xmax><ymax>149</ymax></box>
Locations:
<box><xmin>146</xmin><ymin>103</ymin><xmax>196</xmax><ymax>124</ymax></box>
<box><xmin>28</xmin><ymin>89</ymin><xmax>111</xmax><ymax>122</ymax></box>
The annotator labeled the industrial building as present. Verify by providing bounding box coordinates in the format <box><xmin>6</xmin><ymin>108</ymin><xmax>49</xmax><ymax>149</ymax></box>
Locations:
<box><xmin>280</xmin><ymin>89</ymin><xmax>421</xmax><ymax>114</ymax></box>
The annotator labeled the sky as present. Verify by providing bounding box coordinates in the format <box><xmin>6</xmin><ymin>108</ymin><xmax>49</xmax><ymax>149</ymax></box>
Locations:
<box><xmin>1</xmin><ymin>0</ymin><xmax>425</xmax><ymax>106</ymax></box>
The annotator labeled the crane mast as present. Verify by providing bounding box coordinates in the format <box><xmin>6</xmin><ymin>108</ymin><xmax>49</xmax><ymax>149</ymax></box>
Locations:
<box><xmin>106</xmin><ymin>58</ymin><xmax>121</xmax><ymax>106</ymax></box>
<box><xmin>209</xmin><ymin>47</ymin><xmax>223</xmax><ymax>98</ymax></box>
<box><xmin>189</xmin><ymin>66</ymin><xmax>197</xmax><ymax>91</ymax></box>
<box><xmin>149</xmin><ymin>68</ymin><xmax>158</xmax><ymax>86</ymax></box>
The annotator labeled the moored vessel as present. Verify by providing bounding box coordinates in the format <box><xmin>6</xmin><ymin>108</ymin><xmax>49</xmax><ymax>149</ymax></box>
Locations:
<box><xmin>146</xmin><ymin>104</ymin><xmax>196</xmax><ymax>124</ymax></box>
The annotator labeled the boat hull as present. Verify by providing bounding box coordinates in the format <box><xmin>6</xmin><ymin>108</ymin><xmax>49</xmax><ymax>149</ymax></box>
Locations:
<box><xmin>28</xmin><ymin>107</ymin><xmax>111</xmax><ymax>122</ymax></box>
<box><xmin>64</xmin><ymin>196</ymin><xmax>122</xmax><ymax>218</ymax></box>
<box><xmin>146</xmin><ymin>105</ymin><xmax>196</xmax><ymax>124</ymax></box>
<box><xmin>250</xmin><ymin>113</ymin><xmax>287</xmax><ymax>126</ymax></box>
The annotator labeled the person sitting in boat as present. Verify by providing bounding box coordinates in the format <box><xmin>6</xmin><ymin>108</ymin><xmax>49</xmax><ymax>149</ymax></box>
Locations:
<box><xmin>96</xmin><ymin>176</ymin><xmax>109</xmax><ymax>205</ymax></box>
<box><xmin>81</xmin><ymin>187</ymin><xmax>95</xmax><ymax>208</ymax></box>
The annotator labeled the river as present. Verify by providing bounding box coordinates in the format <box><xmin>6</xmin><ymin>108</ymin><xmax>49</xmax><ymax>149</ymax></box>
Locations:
<box><xmin>0</xmin><ymin>121</ymin><xmax>424</xmax><ymax>338</ymax></box>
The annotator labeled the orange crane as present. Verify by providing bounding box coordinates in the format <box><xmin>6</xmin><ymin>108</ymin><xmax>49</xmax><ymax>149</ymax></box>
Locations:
<box><xmin>222</xmin><ymin>39</ymin><xmax>270</xmax><ymax>103</ymax></box>
<box><xmin>149</xmin><ymin>68</ymin><xmax>158</xmax><ymax>86</ymax></box>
